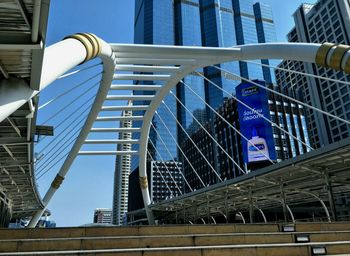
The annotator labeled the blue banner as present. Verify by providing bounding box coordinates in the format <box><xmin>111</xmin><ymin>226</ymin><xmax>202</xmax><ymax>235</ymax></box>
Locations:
<box><xmin>236</xmin><ymin>80</ymin><xmax>276</xmax><ymax>163</ymax></box>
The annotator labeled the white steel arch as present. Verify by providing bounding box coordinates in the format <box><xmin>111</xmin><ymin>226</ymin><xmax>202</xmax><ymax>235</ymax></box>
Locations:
<box><xmin>26</xmin><ymin>33</ymin><xmax>116</xmax><ymax>227</ymax></box>
<box><xmin>111</xmin><ymin>42</ymin><xmax>350</xmax><ymax>224</ymax></box>
<box><xmin>19</xmin><ymin>37</ymin><xmax>350</xmax><ymax>226</ymax></box>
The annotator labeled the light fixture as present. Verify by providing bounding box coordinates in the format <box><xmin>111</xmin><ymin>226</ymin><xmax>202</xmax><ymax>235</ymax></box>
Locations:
<box><xmin>282</xmin><ymin>224</ymin><xmax>295</xmax><ymax>232</ymax></box>
<box><xmin>311</xmin><ymin>246</ymin><xmax>327</xmax><ymax>255</ymax></box>
<box><xmin>295</xmin><ymin>234</ymin><xmax>310</xmax><ymax>243</ymax></box>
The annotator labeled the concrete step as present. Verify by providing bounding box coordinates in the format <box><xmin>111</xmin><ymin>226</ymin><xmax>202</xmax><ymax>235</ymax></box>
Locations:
<box><xmin>0</xmin><ymin>241</ymin><xmax>349</xmax><ymax>256</ymax></box>
<box><xmin>295</xmin><ymin>222</ymin><xmax>350</xmax><ymax>232</ymax></box>
<box><xmin>1</xmin><ymin>223</ymin><xmax>350</xmax><ymax>255</ymax></box>
<box><xmin>1</xmin><ymin>231</ymin><xmax>350</xmax><ymax>253</ymax></box>
<box><xmin>0</xmin><ymin>224</ymin><xmax>281</xmax><ymax>239</ymax></box>
<box><xmin>1</xmin><ymin>222</ymin><xmax>350</xmax><ymax>240</ymax></box>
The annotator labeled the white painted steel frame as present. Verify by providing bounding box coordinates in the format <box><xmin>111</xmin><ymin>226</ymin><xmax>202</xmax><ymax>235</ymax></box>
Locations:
<box><xmin>27</xmin><ymin>37</ymin><xmax>116</xmax><ymax>227</ymax></box>
<box><xmin>22</xmin><ymin>41</ymin><xmax>338</xmax><ymax>226</ymax></box>
<box><xmin>111</xmin><ymin>43</ymin><xmax>321</xmax><ymax>225</ymax></box>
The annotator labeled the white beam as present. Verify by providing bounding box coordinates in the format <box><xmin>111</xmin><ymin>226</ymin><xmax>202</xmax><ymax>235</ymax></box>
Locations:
<box><xmin>78</xmin><ymin>151</ymin><xmax>139</xmax><ymax>155</ymax></box>
<box><xmin>111</xmin><ymin>43</ymin><xmax>319</xmax><ymax>63</ymax></box>
<box><xmin>106</xmin><ymin>95</ymin><xmax>154</xmax><ymax>101</ymax></box>
<box><xmin>101</xmin><ymin>105</ymin><xmax>149</xmax><ymax>111</ymax></box>
<box><xmin>0</xmin><ymin>37</ymin><xmax>87</xmax><ymax>123</ymax></box>
<box><xmin>84</xmin><ymin>139</ymin><xmax>140</xmax><ymax>144</ymax></box>
<box><xmin>115</xmin><ymin>65</ymin><xmax>179</xmax><ymax>73</ymax></box>
<box><xmin>113</xmin><ymin>74</ymin><xmax>171</xmax><ymax>81</ymax></box>
<box><xmin>90</xmin><ymin>127</ymin><xmax>141</xmax><ymax>133</ymax></box>
<box><xmin>95</xmin><ymin>116</ymin><xmax>144</xmax><ymax>121</ymax></box>
<box><xmin>116</xmin><ymin>58</ymin><xmax>197</xmax><ymax>65</ymax></box>
<box><xmin>39</xmin><ymin>38</ymin><xmax>87</xmax><ymax>90</ymax></box>
<box><xmin>110</xmin><ymin>84</ymin><xmax>162</xmax><ymax>90</ymax></box>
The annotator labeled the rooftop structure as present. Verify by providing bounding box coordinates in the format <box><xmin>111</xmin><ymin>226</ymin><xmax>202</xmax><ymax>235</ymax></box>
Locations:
<box><xmin>0</xmin><ymin>0</ymin><xmax>50</xmax><ymax>226</ymax></box>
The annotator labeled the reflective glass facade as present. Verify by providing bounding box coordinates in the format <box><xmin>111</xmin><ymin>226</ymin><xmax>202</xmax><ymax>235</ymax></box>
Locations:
<box><xmin>133</xmin><ymin>0</ymin><xmax>278</xmax><ymax>169</ymax></box>
<box><xmin>200</xmin><ymin>0</ymin><xmax>240</xmax><ymax>110</ymax></box>
<box><xmin>253</xmin><ymin>2</ymin><xmax>278</xmax><ymax>83</ymax></box>
<box><xmin>134</xmin><ymin>0</ymin><xmax>178</xmax><ymax>167</ymax></box>
<box><xmin>175</xmin><ymin>0</ymin><xmax>207</xmax><ymax>138</ymax></box>
<box><xmin>234</xmin><ymin>0</ymin><xmax>262</xmax><ymax>80</ymax></box>
<box><xmin>200</xmin><ymin>0</ymin><xmax>277</xmax><ymax>111</ymax></box>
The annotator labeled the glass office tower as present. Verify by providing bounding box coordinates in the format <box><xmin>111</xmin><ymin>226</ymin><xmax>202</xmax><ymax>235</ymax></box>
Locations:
<box><xmin>132</xmin><ymin>0</ymin><xmax>277</xmax><ymax>168</ymax></box>
<box><xmin>253</xmin><ymin>2</ymin><xmax>278</xmax><ymax>83</ymax></box>
<box><xmin>133</xmin><ymin>0</ymin><xmax>178</xmax><ymax>168</ymax></box>
<box><xmin>134</xmin><ymin>0</ymin><xmax>208</xmax><ymax>166</ymax></box>
<box><xmin>200</xmin><ymin>0</ymin><xmax>240</xmax><ymax>110</ymax></box>
<box><xmin>199</xmin><ymin>0</ymin><xmax>277</xmax><ymax>110</ymax></box>
<box><xmin>233</xmin><ymin>0</ymin><xmax>263</xmax><ymax>80</ymax></box>
<box><xmin>175</xmin><ymin>0</ymin><xmax>207</xmax><ymax>138</ymax></box>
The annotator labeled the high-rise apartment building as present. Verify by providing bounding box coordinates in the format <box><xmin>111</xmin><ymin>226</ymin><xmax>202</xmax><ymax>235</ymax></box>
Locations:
<box><xmin>182</xmin><ymin>80</ymin><xmax>311</xmax><ymax>191</ymax></box>
<box><xmin>275</xmin><ymin>0</ymin><xmax>350</xmax><ymax>148</ymax></box>
<box><xmin>93</xmin><ymin>208</ymin><xmax>112</xmax><ymax>224</ymax></box>
<box><xmin>133</xmin><ymin>0</ymin><xmax>278</xmax><ymax>168</ymax></box>
<box><xmin>112</xmin><ymin>105</ymin><xmax>133</xmax><ymax>225</ymax></box>
<box><xmin>128</xmin><ymin>161</ymin><xmax>184</xmax><ymax>212</ymax></box>
<box><xmin>181</xmin><ymin>122</ymin><xmax>216</xmax><ymax>191</ymax></box>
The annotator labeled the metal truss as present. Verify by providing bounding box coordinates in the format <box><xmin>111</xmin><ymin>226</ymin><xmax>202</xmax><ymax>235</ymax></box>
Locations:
<box><xmin>0</xmin><ymin>0</ymin><xmax>50</xmax><ymax>222</ymax></box>
<box><xmin>1</xmin><ymin>31</ymin><xmax>348</xmax><ymax>226</ymax></box>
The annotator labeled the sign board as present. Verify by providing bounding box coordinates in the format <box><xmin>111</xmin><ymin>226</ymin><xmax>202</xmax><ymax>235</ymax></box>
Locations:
<box><xmin>236</xmin><ymin>80</ymin><xmax>276</xmax><ymax>163</ymax></box>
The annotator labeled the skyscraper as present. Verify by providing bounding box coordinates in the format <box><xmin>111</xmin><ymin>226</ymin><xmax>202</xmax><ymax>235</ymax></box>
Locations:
<box><xmin>175</xmin><ymin>0</ymin><xmax>207</xmax><ymax>140</ymax></box>
<box><xmin>275</xmin><ymin>0</ymin><xmax>350</xmax><ymax>148</ymax></box>
<box><xmin>253</xmin><ymin>2</ymin><xmax>279</xmax><ymax>83</ymax></box>
<box><xmin>133</xmin><ymin>0</ymin><xmax>278</xmax><ymax>167</ymax></box>
<box><xmin>128</xmin><ymin>161</ymin><xmax>183</xmax><ymax>212</ymax></box>
<box><xmin>133</xmin><ymin>0</ymin><xmax>178</xmax><ymax>168</ymax></box>
<box><xmin>93</xmin><ymin>208</ymin><xmax>112</xmax><ymax>224</ymax></box>
<box><xmin>200</xmin><ymin>0</ymin><xmax>277</xmax><ymax>110</ymax></box>
<box><xmin>112</xmin><ymin>105</ymin><xmax>133</xmax><ymax>225</ymax></box>
<box><xmin>200</xmin><ymin>0</ymin><xmax>238</xmax><ymax>109</ymax></box>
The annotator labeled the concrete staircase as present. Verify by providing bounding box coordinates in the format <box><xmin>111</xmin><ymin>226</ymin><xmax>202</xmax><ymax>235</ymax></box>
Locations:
<box><xmin>0</xmin><ymin>222</ymin><xmax>350</xmax><ymax>255</ymax></box>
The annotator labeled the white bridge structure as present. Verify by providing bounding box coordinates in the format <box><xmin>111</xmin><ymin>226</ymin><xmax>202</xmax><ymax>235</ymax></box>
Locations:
<box><xmin>1</xmin><ymin>30</ymin><xmax>350</xmax><ymax>227</ymax></box>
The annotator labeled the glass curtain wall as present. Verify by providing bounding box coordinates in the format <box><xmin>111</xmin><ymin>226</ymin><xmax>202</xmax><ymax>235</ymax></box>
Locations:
<box><xmin>175</xmin><ymin>0</ymin><xmax>207</xmax><ymax>140</ymax></box>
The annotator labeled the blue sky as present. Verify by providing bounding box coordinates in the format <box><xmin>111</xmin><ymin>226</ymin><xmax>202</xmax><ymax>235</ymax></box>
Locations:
<box><xmin>37</xmin><ymin>0</ymin><xmax>316</xmax><ymax>227</ymax></box>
